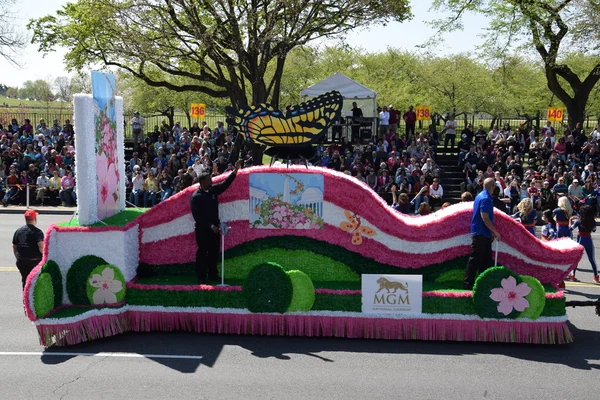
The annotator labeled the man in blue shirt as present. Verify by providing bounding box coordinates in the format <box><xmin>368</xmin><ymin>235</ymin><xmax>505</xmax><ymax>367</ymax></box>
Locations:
<box><xmin>464</xmin><ymin>178</ymin><xmax>501</xmax><ymax>290</ymax></box>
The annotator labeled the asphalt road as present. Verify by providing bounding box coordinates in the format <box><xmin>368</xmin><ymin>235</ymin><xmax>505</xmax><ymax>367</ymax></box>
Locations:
<box><xmin>0</xmin><ymin>213</ymin><xmax>598</xmax><ymax>399</ymax></box>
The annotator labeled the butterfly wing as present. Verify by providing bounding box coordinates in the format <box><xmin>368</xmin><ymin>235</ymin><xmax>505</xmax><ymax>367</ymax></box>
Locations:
<box><xmin>351</xmin><ymin>231</ymin><xmax>363</xmax><ymax>246</ymax></box>
<box><xmin>339</xmin><ymin>221</ymin><xmax>355</xmax><ymax>232</ymax></box>
<box><xmin>344</xmin><ymin>210</ymin><xmax>358</xmax><ymax>225</ymax></box>
<box><xmin>358</xmin><ymin>226</ymin><xmax>376</xmax><ymax>237</ymax></box>
<box><xmin>226</xmin><ymin>91</ymin><xmax>343</xmax><ymax>147</ymax></box>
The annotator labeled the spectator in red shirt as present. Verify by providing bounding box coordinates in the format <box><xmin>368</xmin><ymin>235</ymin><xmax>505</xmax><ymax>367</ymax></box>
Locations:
<box><xmin>554</xmin><ymin>137</ymin><xmax>566</xmax><ymax>161</ymax></box>
<box><xmin>528</xmin><ymin>180</ymin><xmax>541</xmax><ymax>209</ymax></box>
<box><xmin>403</xmin><ymin>106</ymin><xmax>417</xmax><ymax>141</ymax></box>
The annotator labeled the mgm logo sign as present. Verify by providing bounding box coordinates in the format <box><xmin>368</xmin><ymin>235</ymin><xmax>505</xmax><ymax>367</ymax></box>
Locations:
<box><xmin>361</xmin><ymin>274</ymin><xmax>422</xmax><ymax>314</ymax></box>
<box><xmin>374</xmin><ymin>277</ymin><xmax>410</xmax><ymax>306</ymax></box>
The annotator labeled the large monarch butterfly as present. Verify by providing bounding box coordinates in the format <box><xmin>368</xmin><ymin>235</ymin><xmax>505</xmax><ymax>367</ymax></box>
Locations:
<box><xmin>226</xmin><ymin>91</ymin><xmax>343</xmax><ymax>147</ymax></box>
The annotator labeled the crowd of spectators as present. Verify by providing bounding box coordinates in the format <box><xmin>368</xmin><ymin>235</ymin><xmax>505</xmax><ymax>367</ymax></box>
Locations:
<box><xmin>457</xmin><ymin>120</ymin><xmax>600</xmax><ymax>216</ymax></box>
<box><xmin>0</xmin><ymin>112</ymin><xmax>448</xmax><ymax>212</ymax></box>
<box><xmin>126</xmin><ymin>118</ymin><xmax>444</xmax><ymax>211</ymax></box>
<box><xmin>313</xmin><ymin>124</ymin><xmax>443</xmax><ymax>213</ymax></box>
<box><xmin>1</xmin><ymin>118</ymin><xmax>77</xmax><ymax>207</ymax></box>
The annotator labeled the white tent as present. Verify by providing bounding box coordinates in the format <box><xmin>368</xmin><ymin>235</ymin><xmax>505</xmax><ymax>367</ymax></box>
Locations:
<box><xmin>300</xmin><ymin>73</ymin><xmax>377</xmax><ymax>118</ymax></box>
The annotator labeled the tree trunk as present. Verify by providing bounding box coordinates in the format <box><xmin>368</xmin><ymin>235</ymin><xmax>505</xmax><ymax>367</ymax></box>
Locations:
<box><xmin>185</xmin><ymin>112</ymin><xmax>192</xmax><ymax>130</ymax></box>
<box><xmin>566</xmin><ymin>103</ymin><xmax>585</xmax><ymax>135</ymax></box>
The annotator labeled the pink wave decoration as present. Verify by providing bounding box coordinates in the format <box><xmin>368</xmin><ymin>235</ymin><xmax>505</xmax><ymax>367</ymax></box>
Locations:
<box><xmin>126</xmin><ymin>282</ymin><xmax>243</xmax><ymax>292</ymax></box>
<box><xmin>35</xmin><ymin>310</ymin><xmax>573</xmax><ymax>347</ymax></box>
<box><xmin>422</xmin><ymin>291</ymin><xmax>473</xmax><ymax>298</ymax></box>
<box><xmin>315</xmin><ymin>289</ymin><xmax>362</xmax><ymax>296</ymax></box>
<box><xmin>134</xmin><ymin>166</ymin><xmax>583</xmax><ymax>284</ymax></box>
<box><xmin>140</xmin><ymin>221</ymin><xmax>472</xmax><ymax>267</ymax></box>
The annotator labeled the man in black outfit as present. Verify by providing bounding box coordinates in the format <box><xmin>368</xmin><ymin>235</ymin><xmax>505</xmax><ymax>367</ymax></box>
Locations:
<box><xmin>13</xmin><ymin>210</ymin><xmax>44</xmax><ymax>289</ymax></box>
<box><xmin>190</xmin><ymin>159</ymin><xmax>243</xmax><ymax>284</ymax></box>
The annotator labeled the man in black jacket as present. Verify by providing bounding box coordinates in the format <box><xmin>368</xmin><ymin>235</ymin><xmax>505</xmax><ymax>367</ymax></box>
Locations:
<box><xmin>190</xmin><ymin>159</ymin><xmax>243</xmax><ymax>284</ymax></box>
<box><xmin>13</xmin><ymin>210</ymin><xmax>44</xmax><ymax>289</ymax></box>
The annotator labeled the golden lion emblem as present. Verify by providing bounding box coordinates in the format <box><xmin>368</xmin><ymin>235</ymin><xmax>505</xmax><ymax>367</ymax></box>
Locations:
<box><xmin>376</xmin><ymin>277</ymin><xmax>409</xmax><ymax>294</ymax></box>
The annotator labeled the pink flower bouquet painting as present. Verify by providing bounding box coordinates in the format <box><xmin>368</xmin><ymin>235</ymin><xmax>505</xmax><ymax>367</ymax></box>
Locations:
<box><xmin>249</xmin><ymin>173</ymin><xmax>324</xmax><ymax>229</ymax></box>
<box><xmin>92</xmin><ymin>72</ymin><xmax>120</xmax><ymax>221</ymax></box>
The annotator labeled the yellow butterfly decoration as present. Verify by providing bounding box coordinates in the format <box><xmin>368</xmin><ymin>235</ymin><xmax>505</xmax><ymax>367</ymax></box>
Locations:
<box><xmin>226</xmin><ymin>91</ymin><xmax>343</xmax><ymax>147</ymax></box>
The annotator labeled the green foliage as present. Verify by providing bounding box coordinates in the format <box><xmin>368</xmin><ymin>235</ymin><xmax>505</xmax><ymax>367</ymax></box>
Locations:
<box><xmin>58</xmin><ymin>209</ymin><xmax>146</xmax><ymax>227</ymax></box>
<box><xmin>225</xmin><ymin>248</ymin><xmax>359</xmax><ymax>282</ymax></box>
<box><xmin>431</xmin><ymin>0</ymin><xmax>600</xmax><ymax>127</ymax></box>
<box><xmin>34</xmin><ymin>273</ymin><xmax>55</xmax><ymax>318</ymax></box>
<box><xmin>29</xmin><ymin>0</ymin><xmax>411</xmax><ymax>110</ymax></box>
<box><xmin>66</xmin><ymin>255</ymin><xmax>108</xmax><ymax>305</ymax></box>
<box><xmin>541</xmin><ymin>297</ymin><xmax>567</xmax><ymax>317</ymax></box>
<box><xmin>243</xmin><ymin>263</ymin><xmax>293</xmax><ymax>313</ymax></box>
<box><xmin>313</xmin><ymin>293</ymin><xmax>361</xmax><ymax>312</ymax></box>
<box><xmin>472</xmin><ymin>267</ymin><xmax>520</xmax><ymax>319</ymax></box>
<box><xmin>85</xmin><ymin>265</ymin><xmax>126</xmax><ymax>305</ymax></box>
<box><xmin>223</xmin><ymin>236</ymin><xmax>469</xmax><ymax>280</ymax></box>
<box><xmin>518</xmin><ymin>276</ymin><xmax>546</xmax><ymax>320</ymax></box>
<box><xmin>41</xmin><ymin>260</ymin><xmax>63</xmax><ymax>308</ymax></box>
<box><xmin>127</xmin><ymin>288</ymin><xmax>246</xmax><ymax>308</ymax></box>
<box><xmin>286</xmin><ymin>271</ymin><xmax>315</xmax><ymax>312</ymax></box>
<box><xmin>17</xmin><ymin>79</ymin><xmax>54</xmax><ymax>102</ymax></box>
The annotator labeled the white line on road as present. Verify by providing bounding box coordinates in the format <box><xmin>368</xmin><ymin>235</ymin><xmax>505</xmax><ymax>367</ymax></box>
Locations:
<box><xmin>0</xmin><ymin>352</ymin><xmax>203</xmax><ymax>360</ymax></box>
<box><xmin>0</xmin><ymin>267</ymin><xmax>17</xmax><ymax>272</ymax></box>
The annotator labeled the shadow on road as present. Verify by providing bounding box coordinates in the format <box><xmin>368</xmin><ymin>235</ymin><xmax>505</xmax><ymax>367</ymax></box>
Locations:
<box><xmin>39</xmin><ymin>320</ymin><xmax>600</xmax><ymax>372</ymax></box>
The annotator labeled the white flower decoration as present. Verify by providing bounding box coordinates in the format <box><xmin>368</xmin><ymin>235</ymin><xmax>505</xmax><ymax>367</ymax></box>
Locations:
<box><xmin>89</xmin><ymin>267</ymin><xmax>123</xmax><ymax>304</ymax></box>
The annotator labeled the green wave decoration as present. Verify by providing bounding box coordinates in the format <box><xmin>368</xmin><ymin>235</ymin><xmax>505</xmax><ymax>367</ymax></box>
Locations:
<box><xmin>138</xmin><ymin>236</ymin><xmax>470</xmax><ymax>282</ymax></box>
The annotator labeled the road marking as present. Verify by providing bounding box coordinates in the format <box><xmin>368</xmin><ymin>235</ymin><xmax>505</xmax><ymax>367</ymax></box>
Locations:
<box><xmin>565</xmin><ymin>282</ymin><xmax>600</xmax><ymax>288</ymax></box>
<box><xmin>0</xmin><ymin>351</ymin><xmax>203</xmax><ymax>360</ymax></box>
<box><xmin>0</xmin><ymin>267</ymin><xmax>17</xmax><ymax>272</ymax></box>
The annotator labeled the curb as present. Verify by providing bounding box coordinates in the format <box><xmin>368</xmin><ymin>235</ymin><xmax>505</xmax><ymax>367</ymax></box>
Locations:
<box><xmin>0</xmin><ymin>207</ymin><xmax>74</xmax><ymax>216</ymax></box>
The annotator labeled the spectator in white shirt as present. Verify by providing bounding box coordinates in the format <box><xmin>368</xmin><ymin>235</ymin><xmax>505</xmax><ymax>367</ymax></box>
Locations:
<box><xmin>129</xmin><ymin>168</ymin><xmax>146</xmax><ymax>207</ymax></box>
<box><xmin>36</xmin><ymin>174</ymin><xmax>49</xmax><ymax>205</ymax></box>
<box><xmin>428</xmin><ymin>177</ymin><xmax>444</xmax><ymax>210</ymax></box>
<box><xmin>130</xmin><ymin>112</ymin><xmax>145</xmax><ymax>151</ymax></box>
<box><xmin>421</xmin><ymin>158</ymin><xmax>439</xmax><ymax>176</ymax></box>
<box><xmin>192</xmin><ymin>157</ymin><xmax>205</xmax><ymax>177</ymax></box>
<box><xmin>379</xmin><ymin>106</ymin><xmax>390</xmax><ymax>138</ymax></box>
<box><xmin>444</xmin><ymin>114</ymin><xmax>458</xmax><ymax>149</ymax></box>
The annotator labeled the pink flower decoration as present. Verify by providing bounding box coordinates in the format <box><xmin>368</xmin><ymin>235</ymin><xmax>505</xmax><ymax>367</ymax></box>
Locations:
<box><xmin>489</xmin><ymin>276</ymin><xmax>531</xmax><ymax>316</ymax></box>
<box><xmin>97</xmin><ymin>153</ymin><xmax>119</xmax><ymax>220</ymax></box>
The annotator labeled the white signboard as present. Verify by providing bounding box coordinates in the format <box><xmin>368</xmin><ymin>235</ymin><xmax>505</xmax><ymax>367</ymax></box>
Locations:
<box><xmin>361</xmin><ymin>274</ymin><xmax>423</xmax><ymax>314</ymax></box>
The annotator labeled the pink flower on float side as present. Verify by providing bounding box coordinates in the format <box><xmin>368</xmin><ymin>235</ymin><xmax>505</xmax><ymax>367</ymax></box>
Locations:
<box><xmin>89</xmin><ymin>267</ymin><xmax>123</xmax><ymax>304</ymax></box>
<box><xmin>97</xmin><ymin>153</ymin><xmax>120</xmax><ymax>220</ymax></box>
<box><xmin>489</xmin><ymin>276</ymin><xmax>531</xmax><ymax>316</ymax></box>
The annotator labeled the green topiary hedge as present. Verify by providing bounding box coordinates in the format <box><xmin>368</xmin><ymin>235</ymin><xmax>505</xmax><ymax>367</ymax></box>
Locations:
<box><xmin>518</xmin><ymin>276</ymin><xmax>546</xmax><ymax>320</ymax></box>
<box><xmin>34</xmin><ymin>273</ymin><xmax>55</xmax><ymax>318</ymax></box>
<box><xmin>66</xmin><ymin>255</ymin><xmax>108</xmax><ymax>305</ymax></box>
<box><xmin>41</xmin><ymin>260</ymin><xmax>62</xmax><ymax>308</ymax></box>
<box><xmin>243</xmin><ymin>262</ymin><xmax>293</xmax><ymax>313</ymax></box>
<box><xmin>473</xmin><ymin>267</ymin><xmax>521</xmax><ymax>319</ymax></box>
<box><xmin>286</xmin><ymin>270</ymin><xmax>315</xmax><ymax>312</ymax></box>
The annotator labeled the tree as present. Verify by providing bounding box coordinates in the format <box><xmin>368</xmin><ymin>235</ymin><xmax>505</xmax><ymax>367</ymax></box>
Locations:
<box><xmin>432</xmin><ymin>0</ymin><xmax>600</xmax><ymax>129</ymax></box>
<box><xmin>18</xmin><ymin>79</ymin><xmax>53</xmax><ymax>101</ymax></box>
<box><xmin>0</xmin><ymin>0</ymin><xmax>27</xmax><ymax>65</ymax></box>
<box><xmin>5</xmin><ymin>86</ymin><xmax>18</xmax><ymax>98</ymax></box>
<box><xmin>29</xmin><ymin>0</ymin><xmax>412</xmax><ymax>163</ymax></box>
<box><xmin>54</xmin><ymin>76</ymin><xmax>73</xmax><ymax>101</ymax></box>
<box><xmin>69</xmin><ymin>72</ymin><xmax>91</xmax><ymax>94</ymax></box>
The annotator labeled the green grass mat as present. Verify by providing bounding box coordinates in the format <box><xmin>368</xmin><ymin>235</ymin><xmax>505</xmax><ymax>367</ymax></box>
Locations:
<box><xmin>58</xmin><ymin>208</ymin><xmax>147</xmax><ymax>227</ymax></box>
<box><xmin>134</xmin><ymin>275</ymin><xmax>472</xmax><ymax>292</ymax></box>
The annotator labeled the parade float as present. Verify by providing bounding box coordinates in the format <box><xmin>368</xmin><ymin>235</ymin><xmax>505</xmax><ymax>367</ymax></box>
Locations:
<box><xmin>23</xmin><ymin>79</ymin><xmax>583</xmax><ymax>346</ymax></box>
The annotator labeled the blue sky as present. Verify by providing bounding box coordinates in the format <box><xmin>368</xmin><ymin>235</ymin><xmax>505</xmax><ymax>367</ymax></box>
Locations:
<box><xmin>250</xmin><ymin>173</ymin><xmax>323</xmax><ymax>200</ymax></box>
<box><xmin>4</xmin><ymin>0</ymin><xmax>488</xmax><ymax>87</ymax></box>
